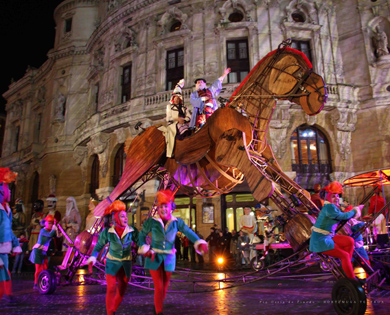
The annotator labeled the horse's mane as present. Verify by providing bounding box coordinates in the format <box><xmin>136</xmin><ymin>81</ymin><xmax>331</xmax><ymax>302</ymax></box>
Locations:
<box><xmin>228</xmin><ymin>47</ymin><xmax>312</xmax><ymax>104</ymax></box>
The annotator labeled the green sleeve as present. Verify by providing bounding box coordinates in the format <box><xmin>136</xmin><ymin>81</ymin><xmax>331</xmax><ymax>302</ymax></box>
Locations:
<box><xmin>177</xmin><ymin>218</ymin><xmax>200</xmax><ymax>244</ymax></box>
<box><xmin>131</xmin><ymin>225</ymin><xmax>139</xmax><ymax>244</ymax></box>
<box><xmin>138</xmin><ymin>218</ymin><xmax>152</xmax><ymax>247</ymax></box>
<box><xmin>326</xmin><ymin>204</ymin><xmax>356</xmax><ymax>221</ymax></box>
<box><xmin>91</xmin><ymin>228</ymin><xmax>109</xmax><ymax>258</ymax></box>
<box><xmin>49</xmin><ymin>228</ymin><xmax>57</xmax><ymax>238</ymax></box>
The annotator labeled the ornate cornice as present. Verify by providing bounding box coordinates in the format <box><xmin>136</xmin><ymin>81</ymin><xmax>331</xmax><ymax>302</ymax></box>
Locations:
<box><xmin>47</xmin><ymin>46</ymin><xmax>88</xmax><ymax>60</ymax></box>
<box><xmin>86</xmin><ymin>0</ymin><xmax>161</xmax><ymax>52</ymax></box>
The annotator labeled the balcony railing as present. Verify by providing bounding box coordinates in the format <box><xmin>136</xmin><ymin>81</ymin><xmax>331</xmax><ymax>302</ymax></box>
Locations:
<box><xmin>291</xmin><ymin>159</ymin><xmax>331</xmax><ymax>174</ymax></box>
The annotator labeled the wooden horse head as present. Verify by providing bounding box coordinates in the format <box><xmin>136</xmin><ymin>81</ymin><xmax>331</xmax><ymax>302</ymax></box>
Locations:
<box><xmin>228</xmin><ymin>39</ymin><xmax>327</xmax><ymax>153</ymax></box>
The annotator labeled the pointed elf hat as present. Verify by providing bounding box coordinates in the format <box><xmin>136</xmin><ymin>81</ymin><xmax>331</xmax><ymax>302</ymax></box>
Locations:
<box><xmin>156</xmin><ymin>189</ymin><xmax>175</xmax><ymax>205</ymax></box>
<box><xmin>0</xmin><ymin>168</ymin><xmax>17</xmax><ymax>184</ymax></box>
<box><xmin>104</xmin><ymin>200</ymin><xmax>126</xmax><ymax>216</ymax></box>
<box><xmin>323</xmin><ymin>181</ymin><xmax>344</xmax><ymax>194</ymax></box>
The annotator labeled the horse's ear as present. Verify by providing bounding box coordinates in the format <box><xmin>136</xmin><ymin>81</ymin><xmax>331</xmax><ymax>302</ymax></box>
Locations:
<box><xmin>293</xmin><ymin>72</ymin><xmax>327</xmax><ymax>116</ymax></box>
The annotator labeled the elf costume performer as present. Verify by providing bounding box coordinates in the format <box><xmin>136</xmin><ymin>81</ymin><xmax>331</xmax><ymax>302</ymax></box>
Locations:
<box><xmin>0</xmin><ymin>168</ymin><xmax>21</xmax><ymax>302</ymax></box>
<box><xmin>29</xmin><ymin>215</ymin><xmax>59</xmax><ymax>289</ymax></box>
<box><xmin>87</xmin><ymin>200</ymin><xmax>139</xmax><ymax>315</ymax></box>
<box><xmin>309</xmin><ymin>182</ymin><xmax>363</xmax><ymax>280</ymax></box>
<box><xmin>138</xmin><ymin>190</ymin><xmax>208</xmax><ymax>315</ymax></box>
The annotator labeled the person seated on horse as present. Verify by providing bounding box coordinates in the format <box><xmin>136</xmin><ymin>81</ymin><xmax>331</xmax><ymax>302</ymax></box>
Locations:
<box><xmin>164</xmin><ymin>79</ymin><xmax>192</xmax><ymax>158</ymax></box>
<box><xmin>309</xmin><ymin>182</ymin><xmax>363</xmax><ymax>280</ymax></box>
<box><xmin>87</xmin><ymin>200</ymin><xmax>139</xmax><ymax>315</ymax></box>
<box><xmin>190</xmin><ymin>68</ymin><xmax>231</xmax><ymax>130</ymax></box>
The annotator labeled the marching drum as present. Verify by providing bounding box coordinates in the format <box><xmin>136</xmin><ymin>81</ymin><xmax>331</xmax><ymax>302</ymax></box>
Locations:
<box><xmin>74</xmin><ymin>230</ymin><xmax>94</xmax><ymax>255</ymax></box>
<box><xmin>284</xmin><ymin>213</ymin><xmax>316</xmax><ymax>251</ymax></box>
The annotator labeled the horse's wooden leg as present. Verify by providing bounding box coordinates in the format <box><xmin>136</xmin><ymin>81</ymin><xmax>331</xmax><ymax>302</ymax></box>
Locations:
<box><xmin>215</xmin><ymin>128</ymin><xmax>274</xmax><ymax>202</ymax></box>
<box><xmin>93</xmin><ymin>126</ymin><xmax>166</xmax><ymax>217</ymax></box>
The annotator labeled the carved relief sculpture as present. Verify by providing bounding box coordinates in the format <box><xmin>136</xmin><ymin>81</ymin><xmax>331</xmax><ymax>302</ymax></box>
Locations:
<box><xmin>372</xmin><ymin>26</ymin><xmax>389</xmax><ymax>58</ymax></box>
<box><xmin>55</xmin><ymin>92</ymin><xmax>66</xmax><ymax>121</ymax></box>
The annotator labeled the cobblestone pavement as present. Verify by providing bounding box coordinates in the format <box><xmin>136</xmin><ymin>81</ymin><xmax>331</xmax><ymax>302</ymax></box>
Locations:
<box><xmin>1</xmin><ymin>267</ymin><xmax>389</xmax><ymax>315</ymax></box>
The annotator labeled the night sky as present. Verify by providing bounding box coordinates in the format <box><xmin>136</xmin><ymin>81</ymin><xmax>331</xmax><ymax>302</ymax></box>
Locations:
<box><xmin>0</xmin><ymin>0</ymin><xmax>64</xmax><ymax>114</ymax></box>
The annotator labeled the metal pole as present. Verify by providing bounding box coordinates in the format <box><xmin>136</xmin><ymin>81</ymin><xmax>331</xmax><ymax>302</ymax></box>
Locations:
<box><xmin>379</xmin><ymin>171</ymin><xmax>389</xmax><ymax>236</ymax></box>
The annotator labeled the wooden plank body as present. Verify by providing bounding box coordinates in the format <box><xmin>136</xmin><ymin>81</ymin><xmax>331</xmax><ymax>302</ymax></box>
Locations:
<box><xmin>94</xmin><ymin>126</ymin><xmax>165</xmax><ymax>216</ymax></box>
<box><xmin>215</xmin><ymin>128</ymin><xmax>274</xmax><ymax>202</ymax></box>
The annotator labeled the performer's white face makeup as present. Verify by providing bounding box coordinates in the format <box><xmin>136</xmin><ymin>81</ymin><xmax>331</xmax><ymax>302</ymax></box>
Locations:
<box><xmin>195</xmin><ymin>80</ymin><xmax>206</xmax><ymax>91</ymax></box>
<box><xmin>330</xmin><ymin>193</ymin><xmax>340</xmax><ymax>206</ymax></box>
<box><xmin>118</xmin><ymin>211</ymin><xmax>128</xmax><ymax>227</ymax></box>
<box><xmin>158</xmin><ymin>203</ymin><xmax>172</xmax><ymax>221</ymax></box>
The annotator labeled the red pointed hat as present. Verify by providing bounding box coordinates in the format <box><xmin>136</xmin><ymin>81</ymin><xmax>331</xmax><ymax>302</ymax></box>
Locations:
<box><xmin>156</xmin><ymin>190</ymin><xmax>175</xmax><ymax>205</ymax></box>
<box><xmin>44</xmin><ymin>215</ymin><xmax>55</xmax><ymax>222</ymax></box>
<box><xmin>323</xmin><ymin>181</ymin><xmax>344</xmax><ymax>194</ymax></box>
<box><xmin>0</xmin><ymin>168</ymin><xmax>17</xmax><ymax>184</ymax></box>
<box><xmin>104</xmin><ymin>200</ymin><xmax>126</xmax><ymax>216</ymax></box>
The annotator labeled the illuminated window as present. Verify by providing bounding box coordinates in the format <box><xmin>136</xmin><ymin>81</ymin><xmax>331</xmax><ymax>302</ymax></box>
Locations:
<box><xmin>223</xmin><ymin>193</ymin><xmax>257</xmax><ymax>232</ymax></box>
<box><xmin>173</xmin><ymin>196</ymin><xmax>196</xmax><ymax>228</ymax></box>
<box><xmin>290</xmin><ymin>125</ymin><xmax>331</xmax><ymax>174</ymax></box>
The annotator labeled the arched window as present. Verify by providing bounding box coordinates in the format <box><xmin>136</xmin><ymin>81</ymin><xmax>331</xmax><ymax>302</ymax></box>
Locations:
<box><xmin>290</xmin><ymin>125</ymin><xmax>332</xmax><ymax>188</ymax></box>
<box><xmin>292</xmin><ymin>12</ymin><xmax>305</xmax><ymax>23</ymax></box>
<box><xmin>31</xmin><ymin>171</ymin><xmax>39</xmax><ymax>207</ymax></box>
<box><xmin>228</xmin><ymin>11</ymin><xmax>244</xmax><ymax>23</ymax></box>
<box><xmin>90</xmin><ymin>155</ymin><xmax>100</xmax><ymax>200</ymax></box>
<box><xmin>170</xmin><ymin>20</ymin><xmax>182</xmax><ymax>32</ymax></box>
<box><xmin>8</xmin><ymin>182</ymin><xmax>16</xmax><ymax>206</ymax></box>
<box><xmin>113</xmin><ymin>144</ymin><xmax>126</xmax><ymax>186</ymax></box>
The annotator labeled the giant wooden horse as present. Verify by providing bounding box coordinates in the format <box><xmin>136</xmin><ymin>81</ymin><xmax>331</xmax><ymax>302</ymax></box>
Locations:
<box><xmin>93</xmin><ymin>40</ymin><xmax>327</xmax><ymax>250</ymax></box>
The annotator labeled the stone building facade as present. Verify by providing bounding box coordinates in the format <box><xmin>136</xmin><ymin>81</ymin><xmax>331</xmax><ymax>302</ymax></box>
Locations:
<box><xmin>1</xmin><ymin>0</ymin><xmax>390</xmax><ymax>237</ymax></box>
